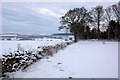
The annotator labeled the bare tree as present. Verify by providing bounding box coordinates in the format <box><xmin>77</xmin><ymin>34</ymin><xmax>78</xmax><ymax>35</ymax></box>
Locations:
<box><xmin>111</xmin><ymin>1</ymin><xmax>120</xmax><ymax>39</ymax></box>
<box><xmin>91</xmin><ymin>5</ymin><xmax>104</xmax><ymax>39</ymax></box>
<box><xmin>112</xmin><ymin>1</ymin><xmax>120</xmax><ymax>24</ymax></box>
<box><xmin>104</xmin><ymin>6</ymin><xmax>113</xmax><ymax>39</ymax></box>
<box><xmin>105</xmin><ymin>6</ymin><xmax>112</xmax><ymax>22</ymax></box>
<box><xmin>59</xmin><ymin>7</ymin><xmax>92</xmax><ymax>42</ymax></box>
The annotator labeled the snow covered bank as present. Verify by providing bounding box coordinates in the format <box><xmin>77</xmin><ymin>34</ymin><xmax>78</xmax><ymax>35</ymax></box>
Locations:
<box><xmin>12</xmin><ymin>41</ymin><xmax>118</xmax><ymax>78</ymax></box>
<box><xmin>0</xmin><ymin>39</ymin><xmax>65</xmax><ymax>57</ymax></box>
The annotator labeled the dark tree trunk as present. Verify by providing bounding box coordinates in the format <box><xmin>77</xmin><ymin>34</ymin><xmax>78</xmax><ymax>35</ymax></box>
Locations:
<box><xmin>97</xmin><ymin>14</ymin><xmax>100</xmax><ymax>40</ymax></box>
<box><xmin>108</xmin><ymin>29</ymin><xmax>110</xmax><ymax>39</ymax></box>
<box><xmin>74</xmin><ymin>33</ymin><xmax>77</xmax><ymax>43</ymax></box>
<box><xmin>114</xmin><ymin>29</ymin><xmax>118</xmax><ymax>39</ymax></box>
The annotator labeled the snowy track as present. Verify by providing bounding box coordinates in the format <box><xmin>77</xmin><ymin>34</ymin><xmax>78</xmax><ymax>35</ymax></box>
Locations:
<box><xmin>12</xmin><ymin>41</ymin><xmax>118</xmax><ymax>78</ymax></box>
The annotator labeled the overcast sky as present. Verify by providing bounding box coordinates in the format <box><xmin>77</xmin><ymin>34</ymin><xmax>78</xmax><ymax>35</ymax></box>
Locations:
<box><xmin>2</xmin><ymin>2</ymin><xmax>119</xmax><ymax>34</ymax></box>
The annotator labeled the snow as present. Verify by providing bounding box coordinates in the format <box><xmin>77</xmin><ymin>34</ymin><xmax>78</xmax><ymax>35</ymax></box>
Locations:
<box><xmin>10</xmin><ymin>41</ymin><xmax>118</xmax><ymax>78</ymax></box>
<box><xmin>0</xmin><ymin>39</ymin><xmax>65</xmax><ymax>57</ymax></box>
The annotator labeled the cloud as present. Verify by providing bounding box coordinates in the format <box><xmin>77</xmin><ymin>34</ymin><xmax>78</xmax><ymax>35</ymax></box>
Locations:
<box><xmin>34</xmin><ymin>8</ymin><xmax>62</xmax><ymax>18</ymax></box>
<box><xmin>2</xmin><ymin>3</ymin><xmax>61</xmax><ymax>34</ymax></box>
<box><xmin>2</xmin><ymin>2</ymin><xmax>118</xmax><ymax>34</ymax></box>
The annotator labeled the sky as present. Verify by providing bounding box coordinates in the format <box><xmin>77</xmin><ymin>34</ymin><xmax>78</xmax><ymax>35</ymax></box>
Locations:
<box><xmin>2</xmin><ymin>2</ymin><xmax>119</xmax><ymax>34</ymax></box>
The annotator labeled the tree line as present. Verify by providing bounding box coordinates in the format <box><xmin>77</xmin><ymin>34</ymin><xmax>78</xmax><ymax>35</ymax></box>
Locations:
<box><xmin>59</xmin><ymin>1</ymin><xmax>120</xmax><ymax>42</ymax></box>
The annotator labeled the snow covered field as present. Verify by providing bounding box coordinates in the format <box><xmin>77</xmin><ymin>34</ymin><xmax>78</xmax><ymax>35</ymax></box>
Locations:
<box><xmin>9</xmin><ymin>40</ymin><xmax>118</xmax><ymax>78</ymax></box>
<box><xmin>0</xmin><ymin>39</ymin><xmax>65</xmax><ymax>57</ymax></box>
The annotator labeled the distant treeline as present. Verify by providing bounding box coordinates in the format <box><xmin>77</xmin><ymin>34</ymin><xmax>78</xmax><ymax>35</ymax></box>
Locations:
<box><xmin>59</xmin><ymin>1</ymin><xmax>120</xmax><ymax>42</ymax></box>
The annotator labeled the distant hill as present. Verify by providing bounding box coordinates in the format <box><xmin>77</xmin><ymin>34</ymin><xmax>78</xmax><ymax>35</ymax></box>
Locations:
<box><xmin>52</xmin><ymin>33</ymin><xmax>73</xmax><ymax>36</ymax></box>
<box><xmin>0</xmin><ymin>33</ymin><xmax>73</xmax><ymax>40</ymax></box>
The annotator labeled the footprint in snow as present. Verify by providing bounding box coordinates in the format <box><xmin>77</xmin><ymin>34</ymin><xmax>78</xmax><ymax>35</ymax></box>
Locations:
<box><xmin>52</xmin><ymin>65</ymin><xmax>65</xmax><ymax>71</ymax></box>
<box><xmin>58</xmin><ymin>62</ymin><xmax>62</xmax><ymax>65</ymax></box>
<box><xmin>46</xmin><ymin>60</ymin><xmax>51</xmax><ymax>62</ymax></box>
<box><xmin>69</xmin><ymin>77</ymin><xmax>72</xmax><ymax>79</ymax></box>
<box><xmin>60</xmin><ymin>69</ymin><xmax>64</xmax><ymax>71</ymax></box>
<box><xmin>52</xmin><ymin>65</ymin><xmax>59</xmax><ymax>69</ymax></box>
<box><xmin>46</xmin><ymin>57</ymin><xmax>49</xmax><ymax>59</ymax></box>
